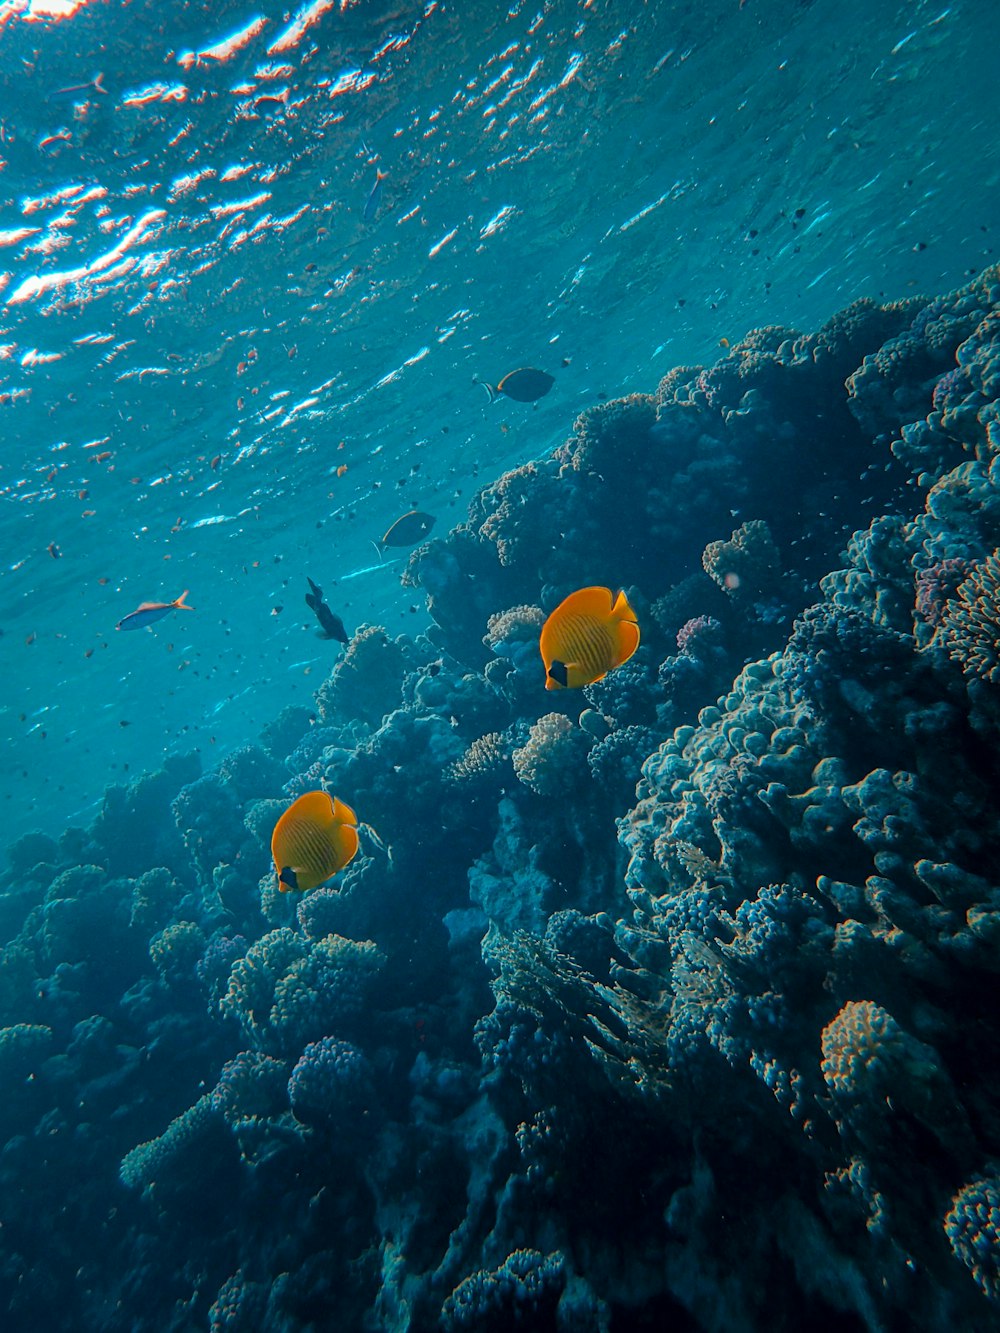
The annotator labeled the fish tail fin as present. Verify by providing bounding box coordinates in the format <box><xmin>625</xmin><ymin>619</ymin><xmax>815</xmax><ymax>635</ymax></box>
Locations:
<box><xmin>376</xmin><ymin>168</ymin><xmax>387</xmax><ymax>181</ymax></box>
<box><xmin>174</xmin><ymin>590</ymin><xmax>194</xmax><ymax>610</ymax></box>
<box><xmin>370</xmin><ymin>540</ymin><xmax>385</xmax><ymax>562</ymax></box>
<box><xmin>474</xmin><ymin>377</ymin><xmax>498</xmax><ymax>404</ymax></box>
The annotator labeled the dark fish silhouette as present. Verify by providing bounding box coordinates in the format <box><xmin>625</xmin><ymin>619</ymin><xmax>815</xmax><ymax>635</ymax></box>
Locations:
<box><xmin>478</xmin><ymin>367</ymin><xmax>554</xmax><ymax>404</ymax></box>
<box><xmin>374</xmin><ymin>510</ymin><xmax>436</xmax><ymax>554</ymax></box>
<box><xmin>305</xmin><ymin>577</ymin><xmax>348</xmax><ymax>643</ymax></box>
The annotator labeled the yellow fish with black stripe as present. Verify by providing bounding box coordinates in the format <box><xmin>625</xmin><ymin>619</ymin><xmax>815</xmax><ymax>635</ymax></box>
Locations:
<box><xmin>539</xmin><ymin>585</ymin><xmax>640</xmax><ymax>690</ymax></box>
<box><xmin>271</xmin><ymin>790</ymin><xmax>360</xmax><ymax>893</ymax></box>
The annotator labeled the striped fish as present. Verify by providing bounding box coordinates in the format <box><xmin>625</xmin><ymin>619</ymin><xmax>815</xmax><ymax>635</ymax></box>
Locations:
<box><xmin>271</xmin><ymin>790</ymin><xmax>359</xmax><ymax>893</ymax></box>
<box><xmin>539</xmin><ymin>586</ymin><xmax>640</xmax><ymax>690</ymax></box>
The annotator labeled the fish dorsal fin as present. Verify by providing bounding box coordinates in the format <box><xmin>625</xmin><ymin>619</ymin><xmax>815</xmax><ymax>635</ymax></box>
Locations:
<box><xmin>134</xmin><ymin>601</ymin><xmax>163</xmax><ymax>612</ymax></box>
<box><xmin>610</xmin><ymin>588</ymin><xmax>637</xmax><ymax>623</ymax></box>
<box><xmin>291</xmin><ymin>790</ymin><xmax>337</xmax><ymax>826</ymax></box>
<box><xmin>558</xmin><ymin>585</ymin><xmax>616</xmax><ymax>619</ymax></box>
<box><xmin>331</xmin><ymin>795</ymin><xmax>357</xmax><ymax>827</ymax></box>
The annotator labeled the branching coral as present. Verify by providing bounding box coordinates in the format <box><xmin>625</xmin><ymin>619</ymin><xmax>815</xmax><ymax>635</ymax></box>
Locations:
<box><xmin>702</xmin><ymin>519</ymin><xmax>782</xmax><ymax>603</ymax></box>
<box><xmin>440</xmin><ymin>1248</ymin><xmax>566</xmax><ymax>1330</ymax></box>
<box><xmin>944</xmin><ymin>1176</ymin><xmax>1000</xmax><ymax>1302</ymax></box>
<box><xmin>512</xmin><ymin>714</ymin><xmax>589</xmax><ymax>798</ymax></box>
<box><xmin>119</xmin><ymin>1093</ymin><xmax>218</xmax><ymax>1193</ymax></box>
<box><xmin>149</xmin><ymin>921</ymin><xmax>206</xmax><ymax>986</ymax></box>
<box><xmin>939</xmin><ymin>548</ymin><xmax>1000</xmax><ymax>683</ymax></box>
<box><xmin>287</xmin><ymin>1035</ymin><xmax>375</xmax><ymax>1131</ymax></box>
<box><xmin>315</xmin><ymin>625</ymin><xmax>411</xmax><ymax>727</ymax></box>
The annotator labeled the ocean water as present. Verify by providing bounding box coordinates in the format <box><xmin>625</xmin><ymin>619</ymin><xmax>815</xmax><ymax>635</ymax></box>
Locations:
<box><xmin>2</xmin><ymin>0</ymin><xmax>996</xmax><ymax>839</ymax></box>
<box><xmin>2</xmin><ymin>0</ymin><xmax>1000</xmax><ymax>1330</ymax></box>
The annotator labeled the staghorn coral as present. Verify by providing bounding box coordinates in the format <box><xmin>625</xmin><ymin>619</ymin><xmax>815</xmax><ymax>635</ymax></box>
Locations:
<box><xmin>938</xmin><ymin>548</ymin><xmax>1000</xmax><ymax>683</ymax></box>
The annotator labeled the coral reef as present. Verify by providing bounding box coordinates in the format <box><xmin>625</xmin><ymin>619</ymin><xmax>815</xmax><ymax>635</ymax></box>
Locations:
<box><xmin>2</xmin><ymin>269</ymin><xmax>1000</xmax><ymax>1333</ymax></box>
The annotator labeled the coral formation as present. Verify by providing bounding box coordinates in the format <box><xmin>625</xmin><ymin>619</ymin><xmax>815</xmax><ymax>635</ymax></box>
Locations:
<box><xmin>939</xmin><ymin>548</ymin><xmax>1000</xmax><ymax>682</ymax></box>
<box><xmin>3</xmin><ymin>268</ymin><xmax>1000</xmax><ymax>1332</ymax></box>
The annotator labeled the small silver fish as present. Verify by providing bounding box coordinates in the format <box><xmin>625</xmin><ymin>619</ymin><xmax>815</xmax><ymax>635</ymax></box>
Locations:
<box><xmin>116</xmin><ymin>590</ymin><xmax>194</xmax><ymax>631</ymax></box>
<box><xmin>363</xmin><ymin>169</ymin><xmax>386</xmax><ymax>223</ymax></box>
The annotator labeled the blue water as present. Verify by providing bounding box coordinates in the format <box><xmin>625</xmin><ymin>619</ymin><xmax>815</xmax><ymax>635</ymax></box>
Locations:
<box><xmin>1</xmin><ymin>0</ymin><xmax>995</xmax><ymax>840</ymax></box>
<box><xmin>3</xmin><ymin>2</ymin><xmax>1000</xmax><ymax>1330</ymax></box>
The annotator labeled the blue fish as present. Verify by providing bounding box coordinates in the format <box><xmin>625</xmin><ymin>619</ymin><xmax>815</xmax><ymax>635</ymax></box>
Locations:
<box><xmin>363</xmin><ymin>169</ymin><xmax>386</xmax><ymax>223</ymax></box>
<box><xmin>116</xmin><ymin>590</ymin><xmax>193</xmax><ymax>632</ymax></box>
